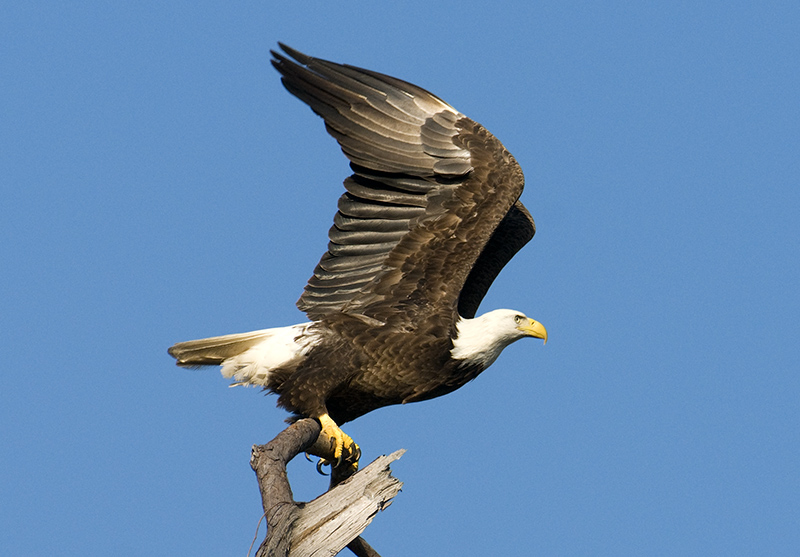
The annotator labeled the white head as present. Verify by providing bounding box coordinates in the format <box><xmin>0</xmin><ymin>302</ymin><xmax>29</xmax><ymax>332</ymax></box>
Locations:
<box><xmin>450</xmin><ymin>309</ymin><xmax>547</xmax><ymax>368</ymax></box>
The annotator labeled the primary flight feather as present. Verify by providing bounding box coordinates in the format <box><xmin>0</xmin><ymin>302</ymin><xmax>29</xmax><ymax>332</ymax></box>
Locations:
<box><xmin>169</xmin><ymin>44</ymin><xmax>547</xmax><ymax>471</ymax></box>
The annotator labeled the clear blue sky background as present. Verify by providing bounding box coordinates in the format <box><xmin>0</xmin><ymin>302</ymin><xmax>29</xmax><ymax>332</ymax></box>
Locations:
<box><xmin>3</xmin><ymin>2</ymin><xmax>798</xmax><ymax>555</ymax></box>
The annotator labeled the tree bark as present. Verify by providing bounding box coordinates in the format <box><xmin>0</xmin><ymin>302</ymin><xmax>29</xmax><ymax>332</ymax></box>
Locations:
<box><xmin>250</xmin><ymin>418</ymin><xmax>403</xmax><ymax>556</ymax></box>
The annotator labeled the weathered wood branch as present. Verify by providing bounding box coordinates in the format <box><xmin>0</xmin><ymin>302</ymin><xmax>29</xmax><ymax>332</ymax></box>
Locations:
<box><xmin>250</xmin><ymin>418</ymin><xmax>404</xmax><ymax>556</ymax></box>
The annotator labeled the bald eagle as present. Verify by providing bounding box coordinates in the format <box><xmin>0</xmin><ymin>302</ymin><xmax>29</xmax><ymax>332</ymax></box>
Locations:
<box><xmin>169</xmin><ymin>44</ymin><xmax>547</xmax><ymax>471</ymax></box>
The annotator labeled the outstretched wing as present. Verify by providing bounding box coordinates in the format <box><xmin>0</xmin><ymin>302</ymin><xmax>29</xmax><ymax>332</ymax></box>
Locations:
<box><xmin>271</xmin><ymin>44</ymin><xmax>530</xmax><ymax>330</ymax></box>
<box><xmin>457</xmin><ymin>200</ymin><xmax>535</xmax><ymax>319</ymax></box>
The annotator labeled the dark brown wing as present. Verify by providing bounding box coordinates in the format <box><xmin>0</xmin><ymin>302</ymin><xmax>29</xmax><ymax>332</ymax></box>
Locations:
<box><xmin>271</xmin><ymin>44</ymin><xmax>528</xmax><ymax>330</ymax></box>
<box><xmin>457</xmin><ymin>201</ymin><xmax>535</xmax><ymax>319</ymax></box>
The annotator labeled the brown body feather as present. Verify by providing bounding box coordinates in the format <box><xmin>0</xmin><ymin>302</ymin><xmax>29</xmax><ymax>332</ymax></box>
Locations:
<box><xmin>269</xmin><ymin>316</ymin><xmax>484</xmax><ymax>425</ymax></box>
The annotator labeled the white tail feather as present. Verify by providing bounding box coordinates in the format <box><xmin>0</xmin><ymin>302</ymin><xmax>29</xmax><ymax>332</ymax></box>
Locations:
<box><xmin>169</xmin><ymin>323</ymin><xmax>316</xmax><ymax>387</ymax></box>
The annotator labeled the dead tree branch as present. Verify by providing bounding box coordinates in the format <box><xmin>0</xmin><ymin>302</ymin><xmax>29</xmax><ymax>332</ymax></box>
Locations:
<box><xmin>250</xmin><ymin>418</ymin><xmax>404</xmax><ymax>556</ymax></box>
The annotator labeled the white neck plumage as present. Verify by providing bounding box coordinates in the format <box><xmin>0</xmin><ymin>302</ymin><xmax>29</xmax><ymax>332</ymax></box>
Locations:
<box><xmin>450</xmin><ymin>309</ymin><xmax>533</xmax><ymax>369</ymax></box>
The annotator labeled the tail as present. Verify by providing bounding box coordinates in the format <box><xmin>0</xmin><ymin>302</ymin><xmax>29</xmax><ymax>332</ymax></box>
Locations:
<box><xmin>168</xmin><ymin>329</ymin><xmax>274</xmax><ymax>367</ymax></box>
<box><xmin>168</xmin><ymin>322</ymin><xmax>315</xmax><ymax>387</ymax></box>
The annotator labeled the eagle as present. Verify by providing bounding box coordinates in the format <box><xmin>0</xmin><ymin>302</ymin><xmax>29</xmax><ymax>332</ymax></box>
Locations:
<box><xmin>169</xmin><ymin>44</ymin><xmax>547</xmax><ymax>472</ymax></box>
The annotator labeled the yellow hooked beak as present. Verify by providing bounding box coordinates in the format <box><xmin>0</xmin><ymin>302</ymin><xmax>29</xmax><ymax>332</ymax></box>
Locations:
<box><xmin>518</xmin><ymin>318</ymin><xmax>548</xmax><ymax>345</ymax></box>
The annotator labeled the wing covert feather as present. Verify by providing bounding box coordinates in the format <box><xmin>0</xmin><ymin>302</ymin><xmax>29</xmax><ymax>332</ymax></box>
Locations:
<box><xmin>271</xmin><ymin>45</ymin><xmax>529</xmax><ymax>328</ymax></box>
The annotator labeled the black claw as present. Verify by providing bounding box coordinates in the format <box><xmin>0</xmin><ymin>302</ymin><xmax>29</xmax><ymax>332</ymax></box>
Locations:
<box><xmin>347</xmin><ymin>446</ymin><xmax>361</xmax><ymax>474</ymax></box>
<box><xmin>304</xmin><ymin>452</ymin><xmax>313</xmax><ymax>463</ymax></box>
<box><xmin>316</xmin><ymin>459</ymin><xmax>330</xmax><ymax>476</ymax></box>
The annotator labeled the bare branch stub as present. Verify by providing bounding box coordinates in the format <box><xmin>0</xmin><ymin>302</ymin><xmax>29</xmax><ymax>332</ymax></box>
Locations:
<box><xmin>250</xmin><ymin>419</ymin><xmax>321</xmax><ymax>556</ymax></box>
<box><xmin>250</xmin><ymin>419</ymin><xmax>403</xmax><ymax>556</ymax></box>
<box><xmin>346</xmin><ymin>536</ymin><xmax>382</xmax><ymax>557</ymax></box>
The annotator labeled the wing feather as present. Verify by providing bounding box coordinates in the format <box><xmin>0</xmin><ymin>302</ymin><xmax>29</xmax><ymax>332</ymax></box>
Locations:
<box><xmin>271</xmin><ymin>45</ymin><xmax>529</xmax><ymax>328</ymax></box>
<box><xmin>457</xmin><ymin>201</ymin><xmax>536</xmax><ymax>319</ymax></box>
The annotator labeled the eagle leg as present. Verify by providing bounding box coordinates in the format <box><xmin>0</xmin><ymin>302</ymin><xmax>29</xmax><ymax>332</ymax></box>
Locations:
<box><xmin>309</xmin><ymin>413</ymin><xmax>361</xmax><ymax>474</ymax></box>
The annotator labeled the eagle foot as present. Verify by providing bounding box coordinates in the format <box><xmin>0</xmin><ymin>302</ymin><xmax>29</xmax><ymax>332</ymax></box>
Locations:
<box><xmin>310</xmin><ymin>414</ymin><xmax>361</xmax><ymax>476</ymax></box>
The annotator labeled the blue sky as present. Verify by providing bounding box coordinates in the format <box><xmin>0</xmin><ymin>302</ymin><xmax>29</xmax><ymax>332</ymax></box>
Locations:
<box><xmin>3</xmin><ymin>2</ymin><xmax>799</xmax><ymax>555</ymax></box>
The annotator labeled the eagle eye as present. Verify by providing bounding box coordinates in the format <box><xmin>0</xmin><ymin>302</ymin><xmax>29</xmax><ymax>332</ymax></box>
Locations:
<box><xmin>514</xmin><ymin>315</ymin><xmax>524</xmax><ymax>324</ymax></box>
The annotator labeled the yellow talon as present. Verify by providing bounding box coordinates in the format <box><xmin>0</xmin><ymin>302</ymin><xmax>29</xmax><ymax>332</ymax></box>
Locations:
<box><xmin>315</xmin><ymin>413</ymin><xmax>360</xmax><ymax>472</ymax></box>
